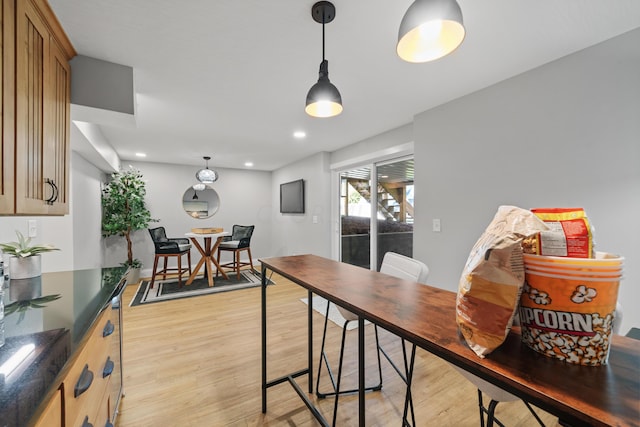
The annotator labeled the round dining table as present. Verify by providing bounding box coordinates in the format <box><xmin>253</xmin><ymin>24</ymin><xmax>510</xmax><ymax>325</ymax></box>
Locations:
<box><xmin>184</xmin><ymin>231</ymin><xmax>231</xmax><ymax>287</ymax></box>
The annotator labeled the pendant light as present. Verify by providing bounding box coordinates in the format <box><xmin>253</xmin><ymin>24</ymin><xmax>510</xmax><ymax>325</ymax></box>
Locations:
<box><xmin>305</xmin><ymin>1</ymin><xmax>343</xmax><ymax>118</ymax></box>
<box><xmin>397</xmin><ymin>0</ymin><xmax>465</xmax><ymax>63</ymax></box>
<box><xmin>195</xmin><ymin>156</ymin><xmax>219</xmax><ymax>183</ymax></box>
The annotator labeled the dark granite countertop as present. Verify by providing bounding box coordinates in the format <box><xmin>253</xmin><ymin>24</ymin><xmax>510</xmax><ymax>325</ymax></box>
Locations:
<box><xmin>0</xmin><ymin>267</ymin><xmax>128</xmax><ymax>427</ymax></box>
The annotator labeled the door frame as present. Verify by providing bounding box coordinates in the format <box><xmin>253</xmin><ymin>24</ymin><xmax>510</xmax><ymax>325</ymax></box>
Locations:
<box><xmin>330</xmin><ymin>142</ymin><xmax>414</xmax><ymax>269</ymax></box>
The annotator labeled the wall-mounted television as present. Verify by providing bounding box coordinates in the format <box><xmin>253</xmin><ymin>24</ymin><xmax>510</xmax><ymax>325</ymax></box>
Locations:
<box><xmin>280</xmin><ymin>179</ymin><xmax>305</xmax><ymax>214</ymax></box>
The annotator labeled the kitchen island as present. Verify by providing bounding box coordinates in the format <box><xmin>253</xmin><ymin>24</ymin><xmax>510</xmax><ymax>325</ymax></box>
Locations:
<box><xmin>0</xmin><ymin>267</ymin><xmax>128</xmax><ymax>427</ymax></box>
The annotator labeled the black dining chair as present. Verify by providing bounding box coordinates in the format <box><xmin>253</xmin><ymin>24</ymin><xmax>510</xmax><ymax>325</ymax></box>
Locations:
<box><xmin>148</xmin><ymin>227</ymin><xmax>192</xmax><ymax>288</ymax></box>
<box><xmin>216</xmin><ymin>225</ymin><xmax>255</xmax><ymax>279</ymax></box>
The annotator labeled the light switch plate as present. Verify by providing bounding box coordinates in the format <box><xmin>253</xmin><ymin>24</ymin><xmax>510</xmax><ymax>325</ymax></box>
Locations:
<box><xmin>432</xmin><ymin>219</ymin><xmax>441</xmax><ymax>232</ymax></box>
<box><xmin>28</xmin><ymin>220</ymin><xmax>37</xmax><ymax>237</ymax></box>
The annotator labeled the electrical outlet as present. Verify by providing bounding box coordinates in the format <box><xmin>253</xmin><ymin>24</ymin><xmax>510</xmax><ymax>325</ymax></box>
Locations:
<box><xmin>28</xmin><ymin>220</ymin><xmax>37</xmax><ymax>238</ymax></box>
<box><xmin>432</xmin><ymin>219</ymin><xmax>441</xmax><ymax>232</ymax></box>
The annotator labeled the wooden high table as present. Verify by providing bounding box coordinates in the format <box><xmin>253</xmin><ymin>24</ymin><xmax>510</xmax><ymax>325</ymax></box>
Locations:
<box><xmin>260</xmin><ymin>254</ymin><xmax>640</xmax><ymax>427</ymax></box>
<box><xmin>185</xmin><ymin>231</ymin><xmax>231</xmax><ymax>287</ymax></box>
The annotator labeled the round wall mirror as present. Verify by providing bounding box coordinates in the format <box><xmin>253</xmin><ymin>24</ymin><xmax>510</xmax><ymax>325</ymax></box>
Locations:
<box><xmin>182</xmin><ymin>184</ymin><xmax>220</xmax><ymax>219</ymax></box>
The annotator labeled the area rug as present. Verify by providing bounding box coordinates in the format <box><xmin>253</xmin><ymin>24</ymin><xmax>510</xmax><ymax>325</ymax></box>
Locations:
<box><xmin>130</xmin><ymin>269</ymin><xmax>273</xmax><ymax>306</ymax></box>
<box><xmin>301</xmin><ymin>295</ymin><xmax>370</xmax><ymax>330</ymax></box>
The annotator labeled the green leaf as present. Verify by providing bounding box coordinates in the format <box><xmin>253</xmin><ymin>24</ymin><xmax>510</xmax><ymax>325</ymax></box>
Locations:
<box><xmin>101</xmin><ymin>166</ymin><xmax>157</xmax><ymax>266</ymax></box>
<box><xmin>0</xmin><ymin>231</ymin><xmax>60</xmax><ymax>257</ymax></box>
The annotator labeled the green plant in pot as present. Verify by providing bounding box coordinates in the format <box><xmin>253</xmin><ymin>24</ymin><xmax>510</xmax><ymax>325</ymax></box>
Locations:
<box><xmin>0</xmin><ymin>231</ymin><xmax>60</xmax><ymax>279</ymax></box>
<box><xmin>101</xmin><ymin>167</ymin><xmax>156</xmax><ymax>283</ymax></box>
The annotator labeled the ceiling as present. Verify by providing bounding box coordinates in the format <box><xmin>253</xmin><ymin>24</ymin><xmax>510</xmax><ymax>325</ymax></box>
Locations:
<box><xmin>49</xmin><ymin>0</ymin><xmax>640</xmax><ymax>172</ymax></box>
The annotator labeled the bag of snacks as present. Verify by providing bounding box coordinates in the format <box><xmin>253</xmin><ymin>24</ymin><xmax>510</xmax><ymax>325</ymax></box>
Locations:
<box><xmin>456</xmin><ymin>206</ymin><xmax>549</xmax><ymax>357</ymax></box>
<box><xmin>524</xmin><ymin>208</ymin><xmax>595</xmax><ymax>258</ymax></box>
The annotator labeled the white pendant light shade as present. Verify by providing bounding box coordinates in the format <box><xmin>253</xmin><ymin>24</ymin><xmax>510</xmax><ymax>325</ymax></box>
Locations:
<box><xmin>195</xmin><ymin>156</ymin><xmax>219</xmax><ymax>183</ymax></box>
<box><xmin>397</xmin><ymin>0</ymin><xmax>465</xmax><ymax>63</ymax></box>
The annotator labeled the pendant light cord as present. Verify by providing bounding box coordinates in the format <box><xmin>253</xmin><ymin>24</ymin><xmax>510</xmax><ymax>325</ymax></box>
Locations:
<box><xmin>322</xmin><ymin>8</ymin><xmax>326</xmax><ymax>61</ymax></box>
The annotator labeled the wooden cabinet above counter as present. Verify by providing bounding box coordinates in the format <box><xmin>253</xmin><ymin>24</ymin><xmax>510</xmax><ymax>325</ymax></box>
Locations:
<box><xmin>1</xmin><ymin>0</ymin><xmax>76</xmax><ymax>215</ymax></box>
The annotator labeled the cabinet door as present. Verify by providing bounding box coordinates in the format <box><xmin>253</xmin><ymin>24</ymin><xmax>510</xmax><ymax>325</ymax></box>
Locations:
<box><xmin>15</xmin><ymin>0</ymin><xmax>50</xmax><ymax>214</ymax></box>
<box><xmin>44</xmin><ymin>37</ymin><xmax>70</xmax><ymax>214</ymax></box>
<box><xmin>0</xmin><ymin>0</ymin><xmax>16</xmax><ymax>214</ymax></box>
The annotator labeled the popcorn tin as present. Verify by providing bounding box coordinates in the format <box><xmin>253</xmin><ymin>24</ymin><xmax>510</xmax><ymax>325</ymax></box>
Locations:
<box><xmin>519</xmin><ymin>267</ymin><xmax>622</xmax><ymax>366</ymax></box>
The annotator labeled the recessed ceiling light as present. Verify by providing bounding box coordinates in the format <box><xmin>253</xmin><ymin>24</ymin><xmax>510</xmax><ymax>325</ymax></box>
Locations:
<box><xmin>245</xmin><ymin>162</ymin><xmax>254</xmax><ymax>167</ymax></box>
<box><xmin>135</xmin><ymin>152</ymin><xmax>146</xmax><ymax>157</ymax></box>
<box><xmin>293</xmin><ymin>131</ymin><xmax>306</xmax><ymax>139</ymax></box>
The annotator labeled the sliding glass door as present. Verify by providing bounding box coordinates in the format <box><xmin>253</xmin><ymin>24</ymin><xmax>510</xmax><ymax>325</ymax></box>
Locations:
<box><xmin>339</xmin><ymin>166</ymin><xmax>371</xmax><ymax>268</ymax></box>
<box><xmin>339</xmin><ymin>157</ymin><xmax>414</xmax><ymax>271</ymax></box>
<box><xmin>375</xmin><ymin>158</ymin><xmax>414</xmax><ymax>270</ymax></box>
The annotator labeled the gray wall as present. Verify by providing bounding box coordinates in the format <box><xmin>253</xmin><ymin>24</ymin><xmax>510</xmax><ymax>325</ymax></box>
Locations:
<box><xmin>70</xmin><ymin>55</ymin><xmax>135</xmax><ymax>115</ymax></box>
<box><xmin>271</xmin><ymin>152</ymin><xmax>332</xmax><ymax>258</ymax></box>
<box><xmin>71</xmin><ymin>152</ymin><xmax>107</xmax><ymax>270</ymax></box>
<box><xmin>102</xmin><ymin>161</ymin><xmax>273</xmax><ymax>275</ymax></box>
<box><xmin>413</xmin><ymin>29</ymin><xmax>639</xmax><ymax>334</ymax></box>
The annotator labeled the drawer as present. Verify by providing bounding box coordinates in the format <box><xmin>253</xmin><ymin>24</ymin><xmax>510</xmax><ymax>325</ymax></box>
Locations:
<box><xmin>95</xmin><ymin>387</ymin><xmax>113</xmax><ymax>427</ymax></box>
<box><xmin>32</xmin><ymin>387</ymin><xmax>63</xmax><ymax>427</ymax></box>
<box><xmin>63</xmin><ymin>308</ymin><xmax>116</xmax><ymax>427</ymax></box>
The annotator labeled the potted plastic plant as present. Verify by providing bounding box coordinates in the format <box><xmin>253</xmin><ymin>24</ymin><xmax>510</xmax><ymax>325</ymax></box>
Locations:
<box><xmin>101</xmin><ymin>167</ymin><xmax>156</xmax><ymax>283</ymax></box>
<box><xmin>0</xmin><ymin>231</ymin><xmax>60</xmax><ymax>279</ymax></box>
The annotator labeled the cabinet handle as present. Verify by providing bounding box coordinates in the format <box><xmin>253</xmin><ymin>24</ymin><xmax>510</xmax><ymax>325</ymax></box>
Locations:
<box><xmin>105</xmin><ymin>422</ymin><xmax>114</xmax><ymax>427</ymax></box>
<box><xmin>45</xmin><ymin>178</ymin><xmax>59</xmax><ymax>205</ymax></box>
<box><xmin>103</xmin><ymin>356</ymin><xmax>114</xmax><ymax>378</ymax></box>
<box><xmin>103</xmin><ymin>320</ymin><xmax>114</xmax><ymax>337</ymax></box>
<box><xmin>81</xmin><ymin>416</ymin><xmax>94</xmax><ymax>427</ymax></box>
<box><xmin>74</xmin><ymin>364</ymin><xmax>94</xmax><ymax>398</ymax></box>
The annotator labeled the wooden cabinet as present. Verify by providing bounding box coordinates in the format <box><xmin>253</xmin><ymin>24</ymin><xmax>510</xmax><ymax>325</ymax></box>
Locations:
<box><xmin>31</xmin><ymin>307</ymin><xmax>121</xmax><ymax>427</ymax></box>
<box><xmin>64</xmin><ymin>308</ymin><xmax>116</xmax><ymax>427</ymax></box>
<box><xmin>33</xmin><ymin>387</ymin><xmax>63</xmax><ymax>427</ymax></box>
<box><xmin>1</xmin><ymin>0</ymin><xmax>16</xmax><ymax>213</ymax></box>
<box><xmin>0</xmin><ymin>0</ymin><xmax>74</xmax><ymax>215</ymax></box>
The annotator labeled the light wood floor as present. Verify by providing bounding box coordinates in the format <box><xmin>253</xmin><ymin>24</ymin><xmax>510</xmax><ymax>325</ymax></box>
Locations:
<box><xmin>116</xmin><ymin>271</ymin><xmax>558</xmax><ymax>426</ymax></box>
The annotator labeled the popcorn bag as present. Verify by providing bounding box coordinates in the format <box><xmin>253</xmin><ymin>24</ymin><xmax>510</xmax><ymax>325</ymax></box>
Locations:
<box><xmin>528</xmin><ymin>208</ymin><xmax>595</xmax><ymax>258</ymax></box>
<box><xmin>456</xmin><ymin>206</ymin><xmax>550</xmax><ymax>357</ymax></box>
<box><xmin>519</xmin><ymin>253</ymin><xmax>623</xmax><ymax>366</ymax></box>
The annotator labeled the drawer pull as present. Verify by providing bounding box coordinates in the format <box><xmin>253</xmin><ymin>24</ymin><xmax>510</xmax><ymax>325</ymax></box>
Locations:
<box><xmin>81</xmin><ymin>416</ymin><xmax>94</xmax><ymax>427</ymax></box>
<box><xmin>105</xmin><ymin>422</ymin><xmax>114</xmax><ymax>427</ymax></box>
<box><xmin>74</xmin><ymin>364</ymin><xmax>94</xmax><ymax>398</ymax></box>
<box><xmin>103</xmin><ymin>356</ymin><xmax>114</xmax><ymax>378</ymax></box>
<box><xmin>103</xmin><ymin>320</ymin><xmax>114</xmax><ymax>337</ymax></box>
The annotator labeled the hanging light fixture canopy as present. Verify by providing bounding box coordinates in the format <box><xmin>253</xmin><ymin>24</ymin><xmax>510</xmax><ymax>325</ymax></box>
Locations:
<box><xmin>195</xmin><ymin>156</ymin><xmax>219</xmax><ymax>183</ymax></box>
<box><xmin>397</xmin><ymin>0</ymin><xmax>465</xmax><ymax>63</ymax></box>
<box><xmin>305</xmin><ymin>1</ymin><xmax>343</xmax><ymax>118</ymax></box>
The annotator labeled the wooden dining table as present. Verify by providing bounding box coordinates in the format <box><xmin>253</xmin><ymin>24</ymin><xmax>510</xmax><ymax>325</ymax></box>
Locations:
<box><xmin>259</xmin><ymin>254</ymin><xmax>640</xmax><ymax>427</ymax></box>
<box><xmin>184</xmin><ymin>231</ymin><xmax>231</xmax><ymax>287</ymax></box>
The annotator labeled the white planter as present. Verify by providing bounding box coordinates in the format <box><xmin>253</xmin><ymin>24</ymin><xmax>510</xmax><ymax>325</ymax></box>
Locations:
<box><xmin>9</xmin><ymin>255</ymin><xmax>41</xmax><ymax>279</ymax></box>
<box><xmin>126</xmin><ymin>267</ymin><xmax>141</xmax><ymax>285</ymax></box>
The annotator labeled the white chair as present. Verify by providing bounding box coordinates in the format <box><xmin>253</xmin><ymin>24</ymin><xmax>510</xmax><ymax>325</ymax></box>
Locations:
<box><xmin>315</xmin><ymin>252</ymin><xmax>429</xmax><ymax>426</ymax></box>
<box><xmin>455</xmin><ymin>302</ymin><xmax>624</xmax><ymax>427</ymax></box>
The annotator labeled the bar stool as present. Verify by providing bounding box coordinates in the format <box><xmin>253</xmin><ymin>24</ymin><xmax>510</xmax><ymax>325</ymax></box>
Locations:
<box><xmin>148</xmin><ymin>227</ymin><xmax>192</xmax><ymax>288</ymax></box>
<box><xmin>315</xmin><ymin>252</ymin><xmax>429</xmax><ymax>426</ymax></box>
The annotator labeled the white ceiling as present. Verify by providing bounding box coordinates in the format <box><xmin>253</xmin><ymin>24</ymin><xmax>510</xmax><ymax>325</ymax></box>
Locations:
<box><xmin>49</xmin><ymin>0</ymin><xmax>640</xmax><ymax>171</ymax></box>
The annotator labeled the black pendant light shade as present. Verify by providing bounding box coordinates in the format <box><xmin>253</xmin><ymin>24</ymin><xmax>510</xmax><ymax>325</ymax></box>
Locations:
<box><xmin>305</xmin><ymin>59</ymin><xmax>342</xmax><ymax>118</ymax></box>
<box><xmin>305</xmin><ymin>2</ymin><xmax>343</xmax><ymax>118</ymax></box>
<box><xmin>397</xmin><ymin>0</ymin><xmax>465</xmax><ymax>63</ymax></box>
